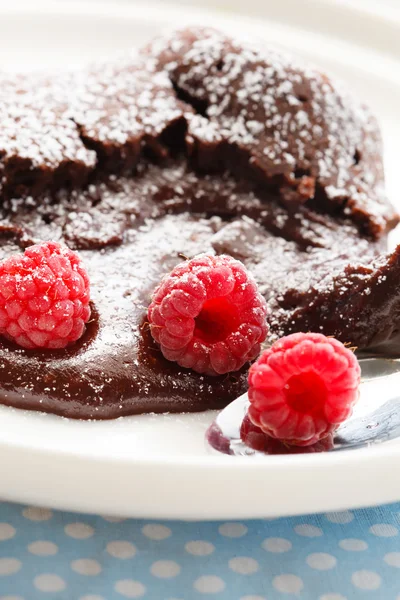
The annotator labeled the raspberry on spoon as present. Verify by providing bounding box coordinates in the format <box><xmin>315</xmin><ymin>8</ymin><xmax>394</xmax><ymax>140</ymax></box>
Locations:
<box><xmin>148</xmin><ymin>254</ymin><xmax>268</xmax><ymax>375</ymax></box>
<box><xmin>0</xmin><ymin>241</ymin><xmax>91</xmax><ymax>349</ymax></box>
<box><xmin>247</xmin><ymin>332</ymin><xmax>361</xmax><ymax>446</ymax></box>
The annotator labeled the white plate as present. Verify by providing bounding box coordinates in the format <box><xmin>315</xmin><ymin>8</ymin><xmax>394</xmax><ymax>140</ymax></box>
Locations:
<box><xmin>0</xmin><ymin>0</ymin><xmax>399</xmax><ymax>519</ymax></box>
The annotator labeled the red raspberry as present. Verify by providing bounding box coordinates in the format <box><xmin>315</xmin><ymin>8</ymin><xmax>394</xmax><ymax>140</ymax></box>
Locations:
<box><xmin>0</xmin><ymin>241</ymin><xmax>91</xmax><ymax>349</ymax></box>
<box><xmin>247</xmin><ymin>332</ymin><xmax>360</xmax><ymax>446</ymax></box>
<box><xmin>148</xmin><ymin>254</ymin><xmax>268</xmax><ymax>375</ymax></box>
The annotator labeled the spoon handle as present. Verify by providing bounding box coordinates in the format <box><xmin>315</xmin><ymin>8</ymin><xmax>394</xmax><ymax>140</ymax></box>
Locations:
<box><xmin>358</xmin><ymin>356</ymin><xmax>400</xmax><ymax>381</ymax></box>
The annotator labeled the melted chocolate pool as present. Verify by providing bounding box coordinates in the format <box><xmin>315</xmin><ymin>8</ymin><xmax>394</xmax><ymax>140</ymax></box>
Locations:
<box><xmin>0</xmin><ymin>161</ymin><xmax>396</xmax><ymax>420</ymax></box>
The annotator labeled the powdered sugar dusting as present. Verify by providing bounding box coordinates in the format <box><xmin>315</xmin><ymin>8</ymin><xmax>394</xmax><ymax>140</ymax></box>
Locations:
<box><xmin>0</xmin><ymin>72</ymin><xmax>96</xmax><ymax>197</ymax></box>
<box><xmin>149</xmin><ymin>27</ymin><xmax>393</xmax><ymax>236</ymax></box>
<box><xmin>72</xmin><ymin>51</ymin><xmax>192</xmax><ymax>170</ymax></box>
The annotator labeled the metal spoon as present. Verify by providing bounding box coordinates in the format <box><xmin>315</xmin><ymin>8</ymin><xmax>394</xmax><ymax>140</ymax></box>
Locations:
<box><xmin>206</xmin><ymin>356</ymin><xmax>400</xmax><ymax>456</ymax></box>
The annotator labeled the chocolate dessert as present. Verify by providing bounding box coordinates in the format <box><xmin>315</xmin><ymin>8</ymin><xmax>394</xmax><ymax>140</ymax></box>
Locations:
<box><xmin>0</xmin><ymin>27</ymin><xmax>398</xmax><ymax>419</ymax></box>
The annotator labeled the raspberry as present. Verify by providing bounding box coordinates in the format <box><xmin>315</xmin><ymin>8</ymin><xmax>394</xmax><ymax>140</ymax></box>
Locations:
<box><xmin>0</xmin><ymin>241</ymin><xmax>91</xmax><ymax>349</ymax></box>
<box><xmin>247</xmin><ymin>332</ymin><xmax>361</xmax><ymax>446</ymax></box>
<box><xmin>148</xmin><ymin>254</ymin><xmax>268</xmax><ymax>375</ymax></box>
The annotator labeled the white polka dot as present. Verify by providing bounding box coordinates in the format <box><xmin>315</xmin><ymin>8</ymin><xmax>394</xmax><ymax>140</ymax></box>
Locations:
<box><xmin>0</xmin><ymin>524</ymin><xmax>15</xmax><ymax>542</ymax></box>
<box><xmin>0</xmin><ymin>559</ymin><xmax>21</xmax><ymax>576</ymax></box>
<box><xmin>34</xmin><ymin>574</ymin><xmax>66</xmax><ymax>592</ymax></box>
<box><xmin>185</xmin><ymin>541</ymin><xmax>215</xmax><ymax>556</ymax></box>
<box><xmin>294</xmin><ymin>524</ymin><xmax>323</xmax><ymax>537</ymax></box>
<box><xmin>229</xmin><ymin>557</ymin><xmax>259</xmax><ymax>575</ymax></box>
<box><xmin>262</xmin><ymin>537</ymin><xmax>292</xmax><ymax>553</ymax></box>
<box><xmin>384</xmin><ymin>552</ymin><xmax>400</xmax><ymax>567</ymax></box>
<box><xmin>107</xmin><ymin>541</ymin><xmax>136</xmax><ymax>559</ymax></box>
<box><xmin>64</xmin><ymin>523</ymin><xmax>94</xmax><ymax>539</ymax></box>
<box><xmin>22</xmin><ymin>507</ymin><xmax>52</xmax><ymax>521</ymax></box>
<box><xmin>114</xmin><ymin>580</ymin><xmax>146</xmax><ymax>598</ymax></box>
<box><xmin>325</xmin><ymin>511</ymin><xmax>354</xmax><ymax>524</ymax></box>
<box><xmin>319</xmin><ymin>595</ymin><xmax>347</xmax><ymax>600</ymax></box>
<box><xmin>114</xmin><ymin>580</ymin><xmax>145</xmax><ymax>598</ymax></box>
<box><xmin>218</xmin><ymin>523</ymin><xmax>248</xmax><ymax>538</ymax></box>
<box><xmin>28</xmin><ymin>541</ymin><xmax>58</xmax><ymax>556</ymax></box>
<box><xmin>71</xmin><ymin>559</ymin><xmax>102</xmax><ymax>576</ymax></box>
<box><xmin>307</xmin><ymin>553</ymin><xmax>337</xmax><ymax>570</ymax></box>
<box><xmin>80</xmin><ymin>596</ymin><xmax>105</xmax><ymax>600</ymax></box>
<box><xmin>352</xmin><ymin>570</ymin><xmax>381</xmax><ymax>590</ymax></box>
<box><xmin>369</xmin><ymin>523</ymin><xmax>398</xmax><ymax>537</ymax></box>
<box><xmin>273</xmin><ymin>574</ymin><xmax>304</xmax><ymax>594</ymax></box>
<box><xmin>142</xmin><ymin>524</ymin><xmax>171</xmax><ymax>540</ymax></box>
<box><xmin>240</xmin><ymin>596</ymin><xmax>266</xmax><ymax>600</ymax></box>
<box><xmin>193</xmin><ymin>575</ymin><xmax>225</xmax><ymax>594</ymax></box>
<box><xmin>150</xmin><ymin>560</ymin><xmax>180</xmax><ymax>578</ymax></box>
<box><xmin>339</xmin><ymin>538</ymin><xmax>368</xmax><ymax>552</ymax></box>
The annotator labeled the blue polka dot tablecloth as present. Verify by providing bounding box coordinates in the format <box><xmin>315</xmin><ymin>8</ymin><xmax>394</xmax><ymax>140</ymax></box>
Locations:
<box><xmin>0</xmin><ymin>502</ymin><xmax>399</xmax><ymax>599</ymax></box>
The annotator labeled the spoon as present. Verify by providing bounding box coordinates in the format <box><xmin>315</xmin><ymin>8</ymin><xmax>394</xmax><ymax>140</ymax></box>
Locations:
<box><xmin>206</xmin><ymin>356</ymin><xmax>400</xmax><ymax>456</ymax></box>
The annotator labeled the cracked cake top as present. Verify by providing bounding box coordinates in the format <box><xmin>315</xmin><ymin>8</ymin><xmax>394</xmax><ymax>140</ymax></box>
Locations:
<box><xmin>147</xmin><ymin>27</ymin><xmax>396</xmax><ymax>236</ymax></box>
<box><xmin>0</xmin><ymin>27</ymin><xmax>397</xmax><ymax>238</ymax></box>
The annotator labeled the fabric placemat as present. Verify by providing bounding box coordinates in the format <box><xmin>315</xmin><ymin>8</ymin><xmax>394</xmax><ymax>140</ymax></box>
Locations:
<box><xmin>0</xmin><ymin>501</ymin><xmax>398</xmax><ymax>599</ymax></box>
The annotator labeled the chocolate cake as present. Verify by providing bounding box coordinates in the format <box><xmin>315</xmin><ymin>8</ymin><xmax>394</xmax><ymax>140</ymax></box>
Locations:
<box><xmin>0</xmin><ymin>27</ymin><xmax>398</xmax><ymax>419</ymax></box>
